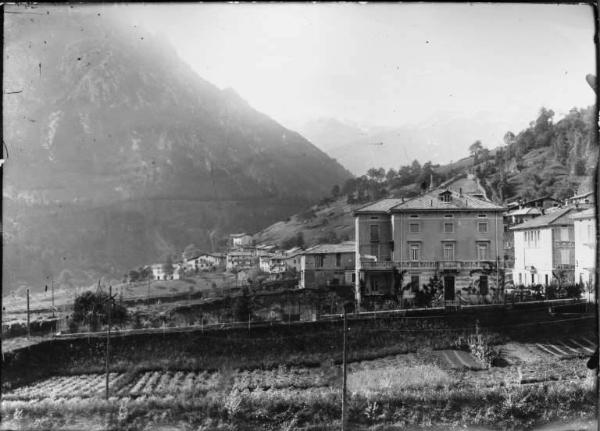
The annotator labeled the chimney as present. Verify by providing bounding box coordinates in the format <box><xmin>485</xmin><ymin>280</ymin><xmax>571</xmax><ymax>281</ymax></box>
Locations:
<box><xmin>429</xmin><ymin>173</ymin><xmax>434</xmax><ymax>191</ymax></box>
<box><xmin>430</xmin><ymin>199</ymin><xmax>433</xmax><ymax>207</ymax></box>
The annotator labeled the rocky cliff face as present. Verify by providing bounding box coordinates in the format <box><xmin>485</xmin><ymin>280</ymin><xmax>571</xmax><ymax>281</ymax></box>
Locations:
<box><xmin>3</xmin><ymin>6</ymin><xmax>351</xmax><ymax>292</ymax></box>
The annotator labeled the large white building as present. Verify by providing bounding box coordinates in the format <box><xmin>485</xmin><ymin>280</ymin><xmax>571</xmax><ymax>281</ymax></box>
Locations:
<box><xmin>511</xmin><ymin>208</ymin><xmax>575</xmax><ymax>287</ymax></box>
<box><xmin>572</xmin><ymin>208</ymin><xmax>596</xmax><ymax>287</ymax></box>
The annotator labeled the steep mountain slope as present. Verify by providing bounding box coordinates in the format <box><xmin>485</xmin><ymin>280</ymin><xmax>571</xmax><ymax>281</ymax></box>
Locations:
<box><xmin>3</xmin><ymin>6</ymin><xmax>351</xmax><ymax>292</ymax></box>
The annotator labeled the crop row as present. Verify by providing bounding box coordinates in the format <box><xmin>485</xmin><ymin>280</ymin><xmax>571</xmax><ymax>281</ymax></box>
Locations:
<box><xmin>3</xmin><ymin>373</ymin><xmax>124</xmax><ymax>401</ymax></box>
<box><xmin>3</xmin><ymin>366</ymin><xmax>334</xmax><ymax>402</ymax></box>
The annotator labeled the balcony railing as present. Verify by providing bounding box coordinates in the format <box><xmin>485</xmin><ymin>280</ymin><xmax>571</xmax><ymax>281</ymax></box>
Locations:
<box><xmin>360</xmin><ymin>260</ymin><xmax>501</xmax><ymax>270</ymax></box>
<box><xmin>303</xmin><ymin>262</ymin><xmax>355</xmax><ymax>270</ymax></box>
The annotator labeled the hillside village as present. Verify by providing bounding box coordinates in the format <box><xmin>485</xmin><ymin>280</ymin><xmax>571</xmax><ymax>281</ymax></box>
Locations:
<box><xmin>135</xmin><ymin>171</ymin><xmax>595</xmax><ymax>314</ymax></box>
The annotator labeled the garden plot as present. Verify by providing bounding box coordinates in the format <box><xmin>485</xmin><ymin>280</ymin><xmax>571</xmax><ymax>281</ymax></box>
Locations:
<box><xmin>2</xmin><ymin>373</ymin><xmax>125</xmax><ymax>401</ymax></box>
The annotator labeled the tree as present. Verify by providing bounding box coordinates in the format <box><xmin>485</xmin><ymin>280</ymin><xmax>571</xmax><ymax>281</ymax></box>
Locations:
<box><xmin>72</xmin><ymin>291</ymin><xmax>128</xmax><ymax>330</ymax></box>
<box><xmin>128</xmin><ymin>269</ymin><xmax>140</xmax><ymax>283</ymax></box>
<box><xmin>331</xmin><ymin>184</ymin><xmax>341</xmax><ymax>198</ymax></box>
<box><xmin>367</xmin><ymin>167</ymin><xmax>386</xmax><ymax>183</ymax></box>
<box><xmin>469</xmin><ymin>141</ymin><xmax>483</xmax><ymax>157</ymax></box>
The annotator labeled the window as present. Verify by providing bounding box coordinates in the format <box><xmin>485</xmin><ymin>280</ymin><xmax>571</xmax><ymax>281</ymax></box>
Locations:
<box><xmin>335</xmin><ymin>253</ymin><xmax>341</xmax><ymax>267</ymax></box>
<box><xmin>315</xmin><ymin>255</ymin><xmax>324</xmax><ymax>268</ymax></box>
<box><xmin>370</xmin><ymin>224</ymin><xmax>380</xmax><ymax>242</ymax></box>
<box><xmin>409</xmin><ymin>214</ymin><xmax>419</xmax><ymax>218</ymax></box>
<box><xmin>478</xmin><ymin>222</ymin><xmax>488</xmax><ymax>233</ymax></box>
<box><xmin>560</xmin><ymin>248</ymin><xmax>570</xmax><ymax>264</ymax></box>
<box><xmin>479</xmin><ymin>276</ymin><xmax>488</xmax><ymax>295</ymax></box>
<box><xmin>443</xmin><ymin>243</ymin><xmax>455</xmax><ymax>261</ymax></box>
<box><xmin>444</xmin><ymin>214</ymin><xmax>453</xmax><ymax>218</ymax></box>
<box><xmin>560</xmin><ymin>227</ymin><xmax>569</xmax><ymax>241</ymax></box>
<box><xmin>439</xmin><ymin>191</ymin><xmax>452</xmax><ymax>202</ymax></box>
<box><xmin>518</xmin><ymin>273</ymin><xmax>523</xmax><ymax>284</ymax></box>
<box><xmin>544</xmin><ymin>274</ymin><xmax>549</xmax><ymax>286</ymax></box>
<box><xmin>477</xmin><ymin>214</ymin><xmax>487</xmax><ymax>218</ymax></box>
<box><xmin>411</xmin><ymin>275</ymin><xmax>420</xmax><ymax>293</ymax></box>
<box><xmin>409</xmin><ymin>223</ymin><xmax>420</xmax><ymax>233</ymax></box>
<box><xmin>477</xmin><ymin>243</ymin><xmax>489</xmax><ymax>260</ymax></box>
<box><xmin>409</xmin><ymin>243</ymin><xmax>420</xmax><ymax>261</ymax></box>
<box><xmin>369</xmin><ymin>216</ymin><xmax>379</xmax><ymax>220</ymax></box>
<box><xmin>444</xmin><ymin>222</ymin><xmax>454</xmax><ymax>233</ymax></box>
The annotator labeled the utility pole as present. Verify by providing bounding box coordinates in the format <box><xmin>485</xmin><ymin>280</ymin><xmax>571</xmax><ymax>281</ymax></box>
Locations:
<box><xmin>51</xmin><ymin>277</ymin><xmax>55</xmax><ymax>318</ymax></box>
<box><xmin>341</xmin><ymin>307</ymin><xmax>348</xmax><ymax>431</ymax></box>
<box><xmin>26</xmin><ymin>288</ymin><xmax>30</xmax><ymax>339</ymax></box>
<box><xmin>105</xmin><ymin>285</ymin><xmax>112</xmax><ymax>400</ymax></box>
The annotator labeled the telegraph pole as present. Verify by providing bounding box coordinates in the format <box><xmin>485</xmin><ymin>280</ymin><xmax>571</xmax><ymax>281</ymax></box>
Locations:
<box><xmin>105</xmin><ymin>285</ymin><xmax>112</xmax><ymax>400</ymax></box>
<box><xmin>51</xmin><ymin>277</ymin><xmax>55</xmax><ymax>317</ymax></box>
<box><xmin>341</xmin><ymin>307</ymin><xmax>348</xmax><ymax>431</ymax></box>
<box><xmin>26</xmin><ymin>288</ymin><xmax>30</xmax><ymax>339</ymax></box>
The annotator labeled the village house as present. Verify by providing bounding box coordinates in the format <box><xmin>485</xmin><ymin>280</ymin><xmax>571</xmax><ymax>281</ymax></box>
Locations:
<box><xmin>572</xmin><ymin>208</ymin><xmax>596</xmax><ymax>288</ymax></box>
<box><xmin>226</xmin><ymin>250</ymin><xmax>257</xmax><ymax>271</ymax></box>
<box><xmin>300</xmin><ymin>241</ymin><xmax>355</xmax><ymax>289</ymax></box>
<box><xmin>354</xmin><ymin>190</ymin><xmax>505</xmax><ymax>308</ymax></box>
<box><xmin>259</xmin><ymin>253</ymin><xmax>287</xmax><ymax>275</ymax></box>
<box><xmin>151</xmin><ymin>262</ymin><xmax>179</xmax><ymax>280</ymax></box>
<box><xmin>511</xmin><ymin>208</ymin><xmax>576</xmax><ymax>287</ymax></box>
<box><xmin>284</xmin><ymin>246</ymin><xmax>304</xmax><ymax>273</ymax></box>
<box><xmin>229</xmin><ymin>233</ymin><xmax>253</xmax><ymax>249</ymax></box>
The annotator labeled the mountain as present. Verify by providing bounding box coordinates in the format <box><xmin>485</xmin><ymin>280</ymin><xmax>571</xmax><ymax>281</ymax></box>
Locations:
<box><xmin>299</xmin><ymin>114</ymin><xmax>520</xmax><ymax>176</ymax></box>
<box><xmin>3</xmin><ymin>6</ymin><xmax>351</xmax><ymax>293</ymax></box>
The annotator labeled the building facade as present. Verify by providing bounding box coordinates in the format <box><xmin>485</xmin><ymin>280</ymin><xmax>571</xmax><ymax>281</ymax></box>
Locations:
<box><xmin>230</xmin><ymin>233</ymin><xmax>253</xmax><ymax>249</ymax></box>
<box><xmin>355</xmin><ymin>190</ymin><xmax>505</xmax><ymax>308</ymax></box>
<box><xmin>572</xmin><ymin>208</ymin><xmax>596</xmax><ymax>287</ymax></box>
<box><xmin>300</xmin><ymin>241</ymin><xmax>355</xmax><ymax>289</ymax></box>
<box><xmin>511</xmin><ymin>208</ymin><xmax>575</xmax><ymax>287</ymax></box>
<box><xmin>226</xmin><ymin>251</ymin><xmax>257</xmax><ymax>271</ymax></box>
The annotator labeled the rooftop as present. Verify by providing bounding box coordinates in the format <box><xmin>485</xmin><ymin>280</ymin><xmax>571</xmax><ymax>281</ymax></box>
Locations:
<box><xmin>391</xmin><ymin>189</ymin><xmax>505</xmax><ymax>211</ymax></box>
<box><xmin>354</xmin><ymin>198</ymin><xmax>405</xmax><ymax>214</ymax></box>
<box><xmin>505</xmin><ymin>207</ymin><xmax>542</xmax><ymax>217</ymax></box>
<box><xmin>510</xmin><ymin>208</ymin><xmax>574</xmax><ymax>230</ymax></box>
<box><xmin>303</xmin><ymin>241</ymin><xmax>355</xmax><ymax>255</ymax></box>
<box><xmin>230</xmin><ymin>233</ymin><xmax>250</xmax><ymax>238</ymax></box>
<box><xmin>571</xmin><ymin>208</ymin><xmax>595</xmax><ymax>220</ymax></box>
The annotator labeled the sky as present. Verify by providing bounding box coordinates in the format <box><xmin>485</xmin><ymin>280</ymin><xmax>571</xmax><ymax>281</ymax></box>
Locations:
<box><xmin>126</xmin><ymin>3</ymin><xmax>595</xmax><ymax>142</ymax></box>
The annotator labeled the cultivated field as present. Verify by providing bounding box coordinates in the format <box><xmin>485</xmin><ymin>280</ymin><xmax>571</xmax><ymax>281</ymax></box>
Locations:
<box><xmin>2</xmin><ymin>335</ymin><xmax>597</xmax><ymax>431</ymax></box>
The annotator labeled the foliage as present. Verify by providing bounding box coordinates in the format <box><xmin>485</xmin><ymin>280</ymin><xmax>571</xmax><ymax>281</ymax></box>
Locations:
<box><xmin>414</xmin><ymin>275</ymin><xmax>443</xmax><ymax>307</ymax></box>
<box><xmin>72</xmin><ymin>291</ymin><xmax>129</xmax><ymax>329</ymax></box>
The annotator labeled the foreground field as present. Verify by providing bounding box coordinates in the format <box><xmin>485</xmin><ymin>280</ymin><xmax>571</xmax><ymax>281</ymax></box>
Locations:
<box><xmin>2</xmin><ymin>338</ymin><xmax>597</xmax><ymax>431</ymax></box>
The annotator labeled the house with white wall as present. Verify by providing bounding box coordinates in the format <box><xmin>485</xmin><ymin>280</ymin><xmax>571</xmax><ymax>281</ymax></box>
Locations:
<box><xmin>572</xmin><ymin>208</ymin><xmax>596</xmax><ymax>287</ymax></box>
<box><xmin>511</xmin><ymin>208</ymin><xmax>575</xmax><ymax>287</ymax></box>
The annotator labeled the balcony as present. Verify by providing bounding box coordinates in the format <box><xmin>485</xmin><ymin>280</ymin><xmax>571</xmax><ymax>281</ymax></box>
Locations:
<box><xmin>360</xmin><ymin>260</ymin><xmax>501</xmax><ymax>271</ymax></box>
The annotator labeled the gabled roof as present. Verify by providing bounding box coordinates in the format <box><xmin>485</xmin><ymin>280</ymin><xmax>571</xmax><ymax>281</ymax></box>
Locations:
<box><xmin>391</xmin><ymin>189</ymin><xmax>505</xmax><ymax>211</ymax></box>
<box><xmin>505</xmin><ymin>207</ymin><xmax>542</xmax><ymax>217</ymax></box>
<box><xmin>354</xmin><ymin>198</ymin><xmax>405</xmax><ymax>214</ymax></box>
<box><xmin>303</xmin><ymin>241</ymin><xmax>355</xmax><ymax>255</ymax></box>
<box><xmin>510</xmin><ymin>208</ymin><xmax>574</xmax><ymax>230</ymax></box>
<box><xmin>571</xmin><ymin>208</ymin><xmax>595</xmax><ymax>220</ymax></box>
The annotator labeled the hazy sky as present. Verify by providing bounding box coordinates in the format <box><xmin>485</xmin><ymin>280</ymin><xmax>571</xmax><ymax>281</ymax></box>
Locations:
<box><xmin>128</xmin><ymin>3</ymin><xmax>594</xmax><ymax>136</ymax></box>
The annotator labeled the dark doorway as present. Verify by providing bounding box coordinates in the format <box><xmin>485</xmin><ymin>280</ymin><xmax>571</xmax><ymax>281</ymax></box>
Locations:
<box><xmin>444</xmin><ymin>276</ymin><xmax>455</xmax><ymax>300</ymax></box>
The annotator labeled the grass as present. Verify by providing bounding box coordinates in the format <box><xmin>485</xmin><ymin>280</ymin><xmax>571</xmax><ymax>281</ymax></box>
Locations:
<box><xmin>348</xmin><ymin>365</ymin><xmax>455</xmax><ymax>395</ymax></box>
